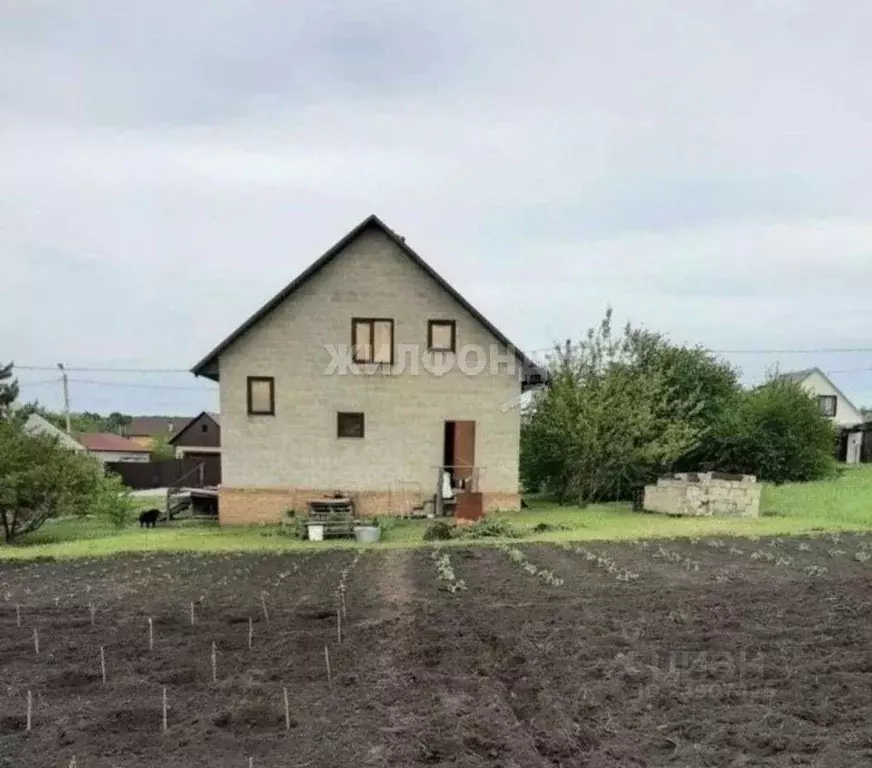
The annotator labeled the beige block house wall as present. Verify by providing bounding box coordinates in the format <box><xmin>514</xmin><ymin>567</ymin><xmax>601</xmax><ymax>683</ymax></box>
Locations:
<box><xmin>216</xmin><ymin>227</ymin><xmax>524</xmax><ymax>523</ymax></box>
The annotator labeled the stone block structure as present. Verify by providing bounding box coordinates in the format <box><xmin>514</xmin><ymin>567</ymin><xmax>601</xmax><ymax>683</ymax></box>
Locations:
<box><xmin>643</xmin><ymin>472</ymin><xmax>761</xmax><ymax>518</ymax></box>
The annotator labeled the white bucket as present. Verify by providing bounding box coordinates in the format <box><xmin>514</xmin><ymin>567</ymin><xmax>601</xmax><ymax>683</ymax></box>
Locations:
<box><xmin>307</xmin><ymin>523</ymin><xmax>325</xmax><ymax>542</ymax></box>
<box><xmin>354</xmin><ymin>525</ymin><xmax>380</xmax><ymax>543</ymax></box>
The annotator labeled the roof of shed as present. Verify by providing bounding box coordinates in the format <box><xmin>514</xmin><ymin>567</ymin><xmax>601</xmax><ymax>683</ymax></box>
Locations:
<box><xmin>77</xmin><ymin>433</ymin><xmax>152</xmax><ymax>453</ymax></box>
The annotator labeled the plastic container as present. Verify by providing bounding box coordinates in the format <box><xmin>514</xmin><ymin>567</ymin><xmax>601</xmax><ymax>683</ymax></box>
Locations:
<box><xmin>307</xmin><ymin>523</ymin><xmax>325</xmax><ymax>542</ymax></box>
<box><xmin>353</xmin><ymin>525</ymin><xmax>380</xmax><ymax>543</ymax></box>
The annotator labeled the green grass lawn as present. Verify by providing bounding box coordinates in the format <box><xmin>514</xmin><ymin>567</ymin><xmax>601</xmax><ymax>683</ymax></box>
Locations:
<box><xmin>3</xmin><ymin>466</ymin><xmax>872</xmax><ymax>561</ymax></box>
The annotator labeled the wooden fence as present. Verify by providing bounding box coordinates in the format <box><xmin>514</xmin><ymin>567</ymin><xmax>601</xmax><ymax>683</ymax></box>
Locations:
<box><xmin>105</xmin><ymin>456</ymin><xmax>221</xmax><ymax>490</ymax></box>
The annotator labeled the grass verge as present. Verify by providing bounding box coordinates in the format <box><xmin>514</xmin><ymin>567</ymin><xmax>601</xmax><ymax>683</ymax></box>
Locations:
<box><xmin>2</xmin><ymin>467</ymin><xmax>871</xmax><ymax>561</ymax></box>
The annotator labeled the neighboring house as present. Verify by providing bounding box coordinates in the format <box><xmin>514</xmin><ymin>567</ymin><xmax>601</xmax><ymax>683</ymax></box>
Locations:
<box><xmin>191</xmin><ymin>214</ymin><xmax>545</xmax><ymax>524</ymax></box>
<box><xmin>77</xmin><ymin>433</ymin><xmax>152</xmax><ymax>463</ymax></box>
<box><xmin>779</xmin><ymin>368</ymin><xmax>864</xmax><ymax>427</ymax></box>
<box><xmin>779</xmin><ymin>367</ymin><xmax>864</xmax><ymax>464</ymax></box>
<box><xmin>168</xmin><ymin>411</ymin><xmax>221</xmax><ymax>460</ymax></box>
<box><xmin>23</xmin><ymin>413</ymin><xmax>87</xmax><ymax>452</ymax></box>
<box><xmin>125</xmin><ymin>416</ymin><xmax>190</xmax><ymax>449</ymax></box>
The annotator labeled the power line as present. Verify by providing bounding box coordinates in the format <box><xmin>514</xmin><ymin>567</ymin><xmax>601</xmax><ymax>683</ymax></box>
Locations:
<box><xmin>524</xmin><ymin>345</ymin><xmax>872</xmax><ymax>357</ymax></box>
<box><xmin>817</xmin><ymin>366</ymin><xmax>872</xmax><ymax>375</ymax></box>
<box><xmin>68</xmin><ymin>378</ymin><xmax>214</xmax><ymax>391</ymax></box>
<box><xmin>710</xmin><ymin>348</ymin><xmax>872</xmax><ymax>355</ymax></box>
<box><xmin>14</xmin><ymin>365</ymin><xmax>192</xmax><ymax>373</ymax></box>
<box><xmin>15</xmin><ymin>344</ymin><xmax>872</xmax><ymax>373</ymax></box>
<box><xmin>17</xmin><ymin>378</ymin><xmax>62</xmax><ymax>388</ymax></box>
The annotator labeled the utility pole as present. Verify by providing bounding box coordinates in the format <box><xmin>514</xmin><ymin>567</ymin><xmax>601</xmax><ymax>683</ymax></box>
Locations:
<box><xmin>57</xmin><ymin>363</ymin><xmax>71</xmax><ymax>434</ymax></box>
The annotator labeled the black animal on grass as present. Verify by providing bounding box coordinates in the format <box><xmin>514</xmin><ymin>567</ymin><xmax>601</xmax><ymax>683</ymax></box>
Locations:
<box><xmin>139</xmin><ymin>508</ymin><xmax>160</xmax><ymax>528</ymax></box>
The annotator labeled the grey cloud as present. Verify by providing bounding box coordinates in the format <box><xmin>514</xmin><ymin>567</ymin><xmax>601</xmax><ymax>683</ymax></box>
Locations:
<box><xmin>2</xmin><ymin>0</ymin><xmax>872</xmax><ymax>412</ymax></box>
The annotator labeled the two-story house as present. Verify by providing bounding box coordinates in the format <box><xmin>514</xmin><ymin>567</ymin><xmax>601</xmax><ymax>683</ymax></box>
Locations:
<box><xmin>191</xmin><ymin>215</ymin><xmax>545</xmax><ymax>524</ymax></box>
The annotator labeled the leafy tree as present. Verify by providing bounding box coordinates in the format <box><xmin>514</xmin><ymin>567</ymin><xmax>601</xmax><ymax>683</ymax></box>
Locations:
<box><xmin>106</xmin><ymin>412</ymin><xmax>132</xmax><ymax>433</ymax></box>
<box><xmin>625</xmin><ymin>332</ymin><xmax>742</xmax><ymax>472</ymax></box>
<box><xmin>149</xmin><ymin>434</ymin><xmax>176</xmax><ymax>461</ymax></box>
<box><xmin>28</xmin><ymin>406</ymin><xmax>132</xmax><ymax>435</ymax></box>
<box><xmin>93</xmin><ymin>472</ymin><xmax>136</xmax><ymax>529</ymax></box>
<box><xmin>0</xmin><ymin>421</ymin><xmax>135</xmax><ymax>543</ymax></box>
<box><xmin>0</xmin><ymin>362</ymin><xmax>19</xmax><ymax>420</ymax></box>
<box><xmin>710</xmin><ymin>379</ymin><xmax>838</xmax><ymax>484</ymax></box>
<box><xmin>521</xmin><ymin>309</ymin><xmax>703</xmax><ymax>505</ymax></box>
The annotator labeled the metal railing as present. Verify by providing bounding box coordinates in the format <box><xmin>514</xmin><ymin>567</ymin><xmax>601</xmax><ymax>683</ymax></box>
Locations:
<box><xmin>166</xmin><ymin>461</ymin><xmax>206</xmax><ymax>519</ymax></box>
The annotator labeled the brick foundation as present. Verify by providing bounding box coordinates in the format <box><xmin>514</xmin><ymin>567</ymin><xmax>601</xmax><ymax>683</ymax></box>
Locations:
<box><xmin>483</xmin><ymin>492</ymin><xmax>522</xmax><ymax>513</ymax></box>
<box><xmin>219</xmin><ymin>487</ymin><xmax>522</xmax><ymax>525</ymax></box>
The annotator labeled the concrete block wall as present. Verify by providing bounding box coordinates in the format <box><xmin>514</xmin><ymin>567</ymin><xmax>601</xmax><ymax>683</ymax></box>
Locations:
<box><xmin>643</xmin><ymin>472</ymin><xmax>761</xmax><ymax>518</ymax></box>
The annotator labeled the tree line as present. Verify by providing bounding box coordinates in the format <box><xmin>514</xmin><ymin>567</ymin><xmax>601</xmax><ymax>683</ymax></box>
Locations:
<box><xmin>521</xmin><ymin>310</ymin><xmax>838</xmax><ymax>505</ymax></box>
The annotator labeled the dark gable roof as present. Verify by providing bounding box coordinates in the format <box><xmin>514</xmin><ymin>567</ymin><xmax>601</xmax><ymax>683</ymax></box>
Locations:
<box><xmin>127</xmin><ymin>416</ymin><xmax>191</xmax><ymax>439</ymax></box>
<box><xmin>168</xmin><ymin>411</ymin><xmax>221</xmax><ymax>445</ymax></box>
<box><xmin>777</xmin><ymin>368</ymin><xmax>816</xmax><ymax>384</ymax></box>
<box><xmin>191</xmin><ymin>215</ymin><xmax>546</xmax><ymax>388</ymax></box>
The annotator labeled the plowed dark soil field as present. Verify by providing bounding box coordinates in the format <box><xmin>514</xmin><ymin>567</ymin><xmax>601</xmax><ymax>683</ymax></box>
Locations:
<box><xmin>2</xmin><ymin>535</ymin><xmax>872</xmax><ymax>767</ymax></box>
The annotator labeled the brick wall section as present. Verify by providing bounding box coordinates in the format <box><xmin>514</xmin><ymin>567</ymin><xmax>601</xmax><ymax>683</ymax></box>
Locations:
<box><xmin>220</xmin><ymin>487</ymin><xmax>522</xmax><ymax>523</ymax></box>
<box><xmin>643</xmin><ymin>473</ymin><xmax>760</xmax><ymax>518</ymax></box>
<box><xmin>483</xmin><ymin>492</ymin><xmax>522</xmax><ymax>513</ymax></box>
<box><xmin>217</xmin><ymin>227</ymin><xmax>523</xmax><ymax>525</ymax></box>
<box><xmin>219</xmin><ymin>488</ymin><xmax>295</xmax><ymax>525</ymax></box>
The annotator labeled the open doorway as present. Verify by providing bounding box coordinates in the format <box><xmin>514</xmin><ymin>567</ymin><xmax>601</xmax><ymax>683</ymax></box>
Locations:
<box><xmin>443</xmin><ymin>421</ymin><xmax>456</xmax><ymax>484</ymax></box>
<box><xmin>443</xmin><ymin>420</ymin><xmax>475</xmax><ymax>489</ymax></box>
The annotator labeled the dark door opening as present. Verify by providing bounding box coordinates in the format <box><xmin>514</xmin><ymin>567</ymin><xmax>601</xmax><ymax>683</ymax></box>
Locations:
<box><xmin>443</xmin><ymin>420</ymin><xmax>475</xmax><ymax>489</ymax></box>
<box><xmin>443</xmin><ymin>421</ymin><xmax>456</xmax><ymax>485</ymax></box>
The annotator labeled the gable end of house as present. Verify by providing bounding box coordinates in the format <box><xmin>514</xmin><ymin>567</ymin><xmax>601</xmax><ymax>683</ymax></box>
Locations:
<box><xmin>191</xmin><ymin>215</ymin><xmax>546</xmax><ymax>389</ymax></box>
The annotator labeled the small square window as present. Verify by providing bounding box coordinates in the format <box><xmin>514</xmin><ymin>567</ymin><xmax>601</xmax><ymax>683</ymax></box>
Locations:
<box><xmin>428</xmin><ymin>320</ymin><xmax>456</xmax><ymax>352</ymax></box>
<box><xmin>337</xmin><ymin>412</ymin><xmax>364</xmax><ymax>438</ymax></box>
<box><xmin>201</xmin><ymin>423</ymin><xmax>209</xmax><ymax>433</ymax></box>
<box><xmin>247</xmin><ymin>376</ymin><xmax>275</xmax><ymax>416</ymax></box>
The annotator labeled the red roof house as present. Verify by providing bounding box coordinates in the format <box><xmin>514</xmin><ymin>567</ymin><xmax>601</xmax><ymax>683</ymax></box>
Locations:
<box><xmin>77</xmin><ymin>433</ymin><xmax>152</xmax><ymax>463</ymax></box>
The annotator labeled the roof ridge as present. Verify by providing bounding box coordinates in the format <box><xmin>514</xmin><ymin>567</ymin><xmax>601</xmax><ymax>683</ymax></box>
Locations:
<box><xmin>191</xmin><ymin>216</ymin><xmax>545</xmax><ymax>387</ymax></box>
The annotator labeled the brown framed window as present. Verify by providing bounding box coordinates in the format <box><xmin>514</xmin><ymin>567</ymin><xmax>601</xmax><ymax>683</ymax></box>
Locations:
<box><xmin>246</xmin><ymin>376</ymin><xmax>275</xmax><ymax>416</ymax></box>
<box><xmin>817</xmin><ymin>395</ymin><xmax>837</xmax><ymax>418</ymax></box>
<box><xmin>428</xmin><ymin>320</ymin><xmax>456</xmax><ymax>352</ymax></box>
<box><xmin>352</xmin><ymin>318</ymin><xmax>394</xmax><ymax>364</ymax></box>
<box><xmin>337</xmin><ymin>412</ymin><xmax>365</xmax><ymax>438</ymax></box>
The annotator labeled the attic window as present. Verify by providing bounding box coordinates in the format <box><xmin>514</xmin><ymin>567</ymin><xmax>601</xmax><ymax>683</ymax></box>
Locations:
<box><xmin>428</xmin><ymin>320</ymin><xmax>456</xmax><ymax>352</ymax></box>
<box><xmin>201</xmin><ymin>424</ymin><xmax>209</xmax><ymax>433</ymax></box>
<box><xmin>817</xmin><ymin>395</ymin><xmax>837</xmax><ymax>418</ymax></box>
<box><xmin>352</xmin><ymin>318</ymin><xmax>394</xmax><ymax>364</ymax></box>
<box><xmin>247</xmin><ymin>376</ymin><xmax>275</xmax><ymax>416</ymax></box>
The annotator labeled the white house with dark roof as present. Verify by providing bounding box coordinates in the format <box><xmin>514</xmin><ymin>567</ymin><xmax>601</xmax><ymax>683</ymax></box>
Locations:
<box><xmin>779</xmin><ymin>367</ymin><xmax>864</xmax><ymax>463</ymax></box>
<box><xmin>778</xmin><ymin>368</ymin><xmax>864</xmax><ymax>427</ymax></box>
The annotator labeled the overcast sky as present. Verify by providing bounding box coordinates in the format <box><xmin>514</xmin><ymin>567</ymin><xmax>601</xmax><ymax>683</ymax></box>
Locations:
<box><xmin>3</xmin><ymin>0</ymin><xmax>872</xmax><ymax>416</ymax></box>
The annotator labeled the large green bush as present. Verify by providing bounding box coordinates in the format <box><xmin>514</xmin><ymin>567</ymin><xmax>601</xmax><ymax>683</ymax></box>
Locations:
<box><xmin>521</xmin><ymin>310</ymin><xmax>726</xmax><ymax>504</ymax></box>
<box><xmin>521</xmin><ymin>312</ymin><xmax>837</xmax><ymax>501</ymax></box>
<box><xmin>0</xmin><ymin>420</ymin><xmax>134</xmax><ymax>542</ymax></box>
<box><xmin>710</xmin><ymin>379</ymin><xmax>837</xmax><ymax>484</ymax></box>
